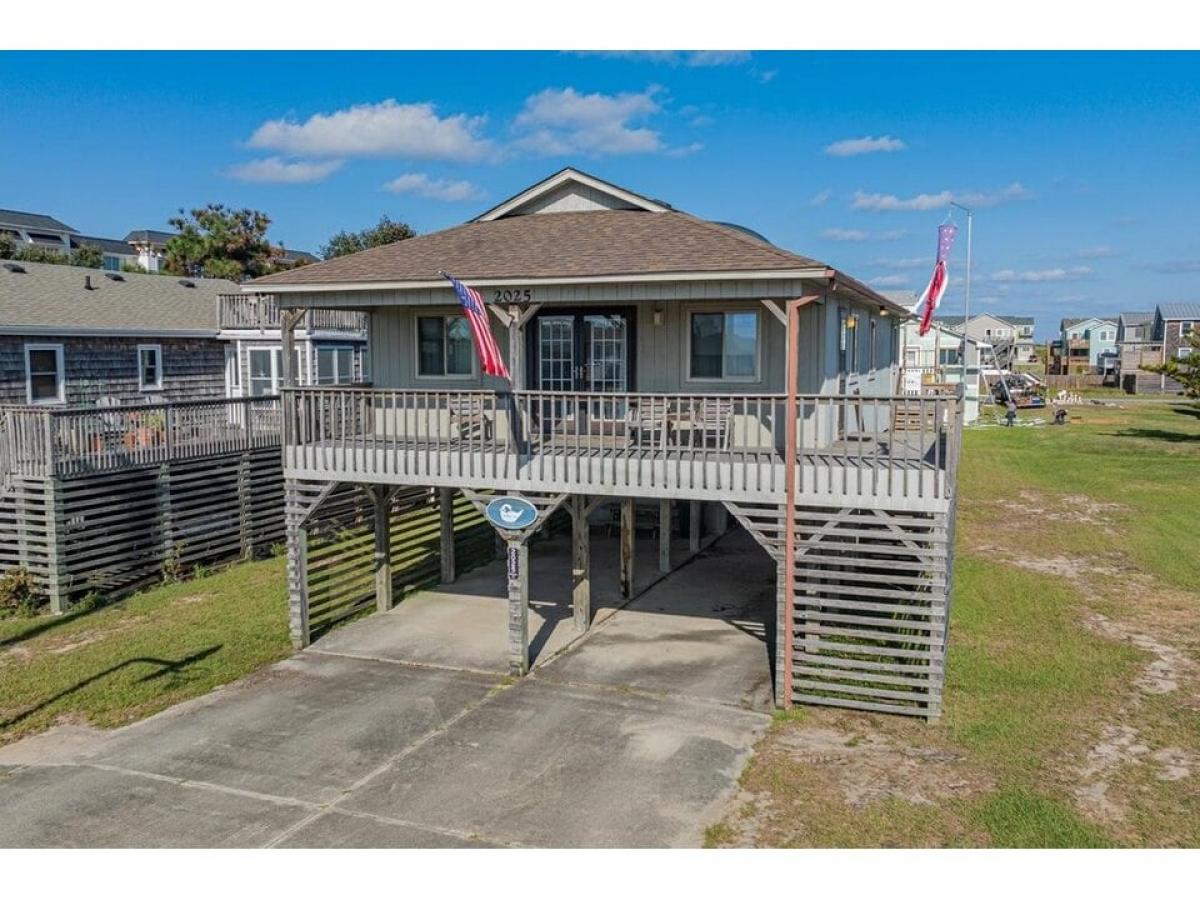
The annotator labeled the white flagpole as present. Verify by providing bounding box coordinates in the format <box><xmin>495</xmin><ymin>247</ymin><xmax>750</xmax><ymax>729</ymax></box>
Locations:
<box><xmin>950</xmin><ymin>201</ymin><xmax>973</xmax><ymax>381</ymax></box>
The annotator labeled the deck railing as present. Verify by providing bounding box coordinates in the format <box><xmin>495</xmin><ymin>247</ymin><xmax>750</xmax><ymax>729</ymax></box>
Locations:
<box><xmin>0</xmin><ymin>396</ymin><xmax>282</xmax><ymax>479</ymax></box>
<box><xmin>284</xmin><ymin>387</ymin><xmax>962</xmax><ymax>504</ymax></box>
<box><xmin>217</xmin><ymin>294</ymin><xmax>367</xmax><ymax>334</ymax></box>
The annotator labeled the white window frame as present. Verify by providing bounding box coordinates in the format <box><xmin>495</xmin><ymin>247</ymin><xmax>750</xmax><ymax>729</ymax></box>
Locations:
<box><xmin>1183</xmin><ymin>322</ymin><xmax>1195</xmax><ymax>337</ymax></box>
<box><xmin>414</xmin><ymin>314</ymin><xmax>477</xmax><ymax>380</ymax></box>
<box><xmin>683</xmin><ymin>306</ymin><xmax>763</xmax><ymax>384</ymax></box>
<box><xmin>315</xmin><ymin>344</ymin><xmax>357</xmax><ymax>385</ymax></box>
<box><xmin>247</xmin><ymin>346</ymin><xmax>279</xmax><ymax>396</ymax></box>
<box><xmin>25</xmin><ymin>342</ymin><xmax>65</xmax><ymax>405</ymax></box>
<box><xmin>137</xmin><ymin>343</ymin><xmax>163</xmax><ymax>392</ymax></box>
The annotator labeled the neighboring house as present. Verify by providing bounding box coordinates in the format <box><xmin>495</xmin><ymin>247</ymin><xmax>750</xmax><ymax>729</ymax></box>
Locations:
<box><xmin>898</xmin><ymin>317</ymin><xmax>982</xmax><ymax>424</ymax></box>
<box><xmin>0</xmin><ymin>208</ymin><xmax>79</xmax><ymax>253</ymax></box>
<box><xmin>246</xmin><ymin>166</ymin><xmax>966</xmax><ymax>720</ymax></box>
<box><xmin>1118</xmin><ymin>302</ymin><xmax>1200</xmax><ymax>393</ymax></box>
<box><xmin>934</xmin><ymin>312</ymin><xmax>1036</xmax><ymax>364</ymax></box>
<box><xmin>1154</xmin><ymin>302</ymin><xmax>1200</xmax><ymax>362</ymax></box>
<box><xmin>0</xmin><ymin>260</ymin><xmax>367</xmax><ymax>406</ymax></box>
<box><xmin>1052</xmin><ymin>316</ymin><xmax>1118</xmax><ymax>375</ymax></box>
<box><xmin>123</xmin><ymin>229</ymin><xmax>176</xmax><ymax>272</ymax></box>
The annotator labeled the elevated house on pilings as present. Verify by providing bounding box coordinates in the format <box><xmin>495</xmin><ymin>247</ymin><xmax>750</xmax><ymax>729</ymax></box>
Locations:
<box><xmin>248</xmin><ymin>168</ymin><xmax>966</xmax><ymax>719</ymax></box>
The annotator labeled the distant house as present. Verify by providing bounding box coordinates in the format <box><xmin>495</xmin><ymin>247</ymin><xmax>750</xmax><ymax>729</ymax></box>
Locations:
<box><xmin>0</xmin><ymin>208</ymin><xmax>78</xmax><ymax>252</ymax></box>
<box><xmin>1051</xmin><ymin>316</ymin><xmax>1117</xmax><ymax>375</ymax></box>
<box><xmin>0</xmin><ymin>260</ymin><xmax>367</xmax><ymax>406</ymax></box>
<box><xmin>898</xmin><ymin>317</ymin><xmax>982</xmax><ymax>423</ymax></box>
<box><xmin>933</xmin><ymin>312</ymin><xmax>1036</xmax><ymax>365</ymax></box>
<box><xmin>1155</xmin><ymin>303</ymin><xmax>1200</xmax><ymax>362</ymax></box>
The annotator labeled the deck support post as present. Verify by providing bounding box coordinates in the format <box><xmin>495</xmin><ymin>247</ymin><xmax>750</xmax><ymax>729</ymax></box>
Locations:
<box><xmin>43</xmin><ymin>476</ymin><xmax>66</xmax><ymax>615</ymax></box>
<box><xmin>689</xmin><ymin>500</ymin><xmax>701</xmax><ymax>553</ymax></box>
<box><xmin>506</xmin><ymin>539</ymin><xmax>530</xmax><ymax>675</ymax></box>
<box><xmin>284</xmin><ymin>480</ymin><xmax>311</xmax><ymax>649</ymax></box>
<box><xmin>620</xmin><ymin>497</ymin><xmax>635</xmax><ymax>599</ymax></box>
<box><xmin>570</xmin><ymin>495</ymin><xmax>591</xmax><ymax>632</ymax></box>
<box><xmin>438</xmin><ymin>487</ymin><xmax>456</xmax><ymax>583</ymax></box>
<box><xmin>658</xmin><ymin>498</ymin><xmax>671</xmax><ymax>573</ymax></box>
<box><xmin>371</xmin><ymin>485</ymin><xmax>395</xmax><ymax>613</ymax></box>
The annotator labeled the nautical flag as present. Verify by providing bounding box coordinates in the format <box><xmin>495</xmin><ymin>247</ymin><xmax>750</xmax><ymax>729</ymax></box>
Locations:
<box><xmin>440</xmin><ymin>272</ymin><xmax>511</xmax><ymax>381</ymax></box>
<box><xmin>914</xmin><ymin>224</ymin><xmax>958</xmax><ymax>336</ymax></box>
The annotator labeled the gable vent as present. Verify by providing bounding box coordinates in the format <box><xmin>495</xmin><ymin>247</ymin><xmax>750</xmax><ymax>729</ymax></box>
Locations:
<box><xmin>2</xmin><ymin>262</ymin><xmax>26</xmax><ymax>274</ymax></box>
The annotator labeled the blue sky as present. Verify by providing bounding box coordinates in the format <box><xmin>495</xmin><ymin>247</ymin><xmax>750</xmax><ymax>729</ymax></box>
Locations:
<box><xmin>2</xmin><ymin>50</ymin><xmax>1197</xmax><ymax>338</ymax></box>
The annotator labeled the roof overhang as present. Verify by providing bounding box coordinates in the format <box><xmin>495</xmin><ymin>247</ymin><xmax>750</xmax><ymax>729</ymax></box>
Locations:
<box><xmin>0</xmin><ymin>326</ymin><xmax>218</xmax><ymax>338</ymax></box>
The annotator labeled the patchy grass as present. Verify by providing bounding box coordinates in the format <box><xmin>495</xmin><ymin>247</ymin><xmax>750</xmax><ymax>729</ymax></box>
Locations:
<box><xmin>0</xmin><ymin>557</ymin><xmax>290</xmax><ymax>745</ymax></box>
<box><xmin>713</xmin><ymin>401</ymin><xmax>1200</xmax><ymax>848</ymax></box>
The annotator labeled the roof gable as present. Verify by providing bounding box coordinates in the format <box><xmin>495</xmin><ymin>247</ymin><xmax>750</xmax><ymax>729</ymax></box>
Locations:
<box><xmin>473</xmin><ymin>168</ymin><xmax>671</xmax><ymax>222</ymax></box>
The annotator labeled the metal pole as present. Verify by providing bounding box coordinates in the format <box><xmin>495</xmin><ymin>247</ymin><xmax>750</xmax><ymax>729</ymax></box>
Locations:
<box><xmin>950</xmin><ymin>203</ymin><xmax>974</xmax><ymax>382</ymax></box>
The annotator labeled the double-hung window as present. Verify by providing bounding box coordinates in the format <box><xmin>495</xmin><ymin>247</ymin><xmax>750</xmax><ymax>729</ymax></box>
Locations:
<box><xmin>688</xmin><ymin>310</ymin><xmax>759</xmax><ymax>381</ymax></box>
<box><xmin>138</xmin><ymin>344</ymin><xmax>163</xmax><ymax>391</ymax></box>
<box><xmin>25</xmin><ymin>343</ymin><xmax>64</xmax><ymax>405</ymax></box>
<box><xmin>417</xmin><ymin>315</ymin><xmax>474</xmax><ymax>377</ymax></box>
<box><xmin>316</xmin><ymin>346</ymin><xmax>355</xmax><ymax>384</ymax></box>
<box><xmin>838</xmin><ymin>308</ymin><xmax>859</xmax><ymax>374</ymax></box>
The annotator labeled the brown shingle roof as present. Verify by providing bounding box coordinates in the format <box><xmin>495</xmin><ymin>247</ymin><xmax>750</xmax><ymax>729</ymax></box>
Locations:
<box><xmin>251</xmin><ymin>210</ymin><xmax>826</xmax><ymax>287</ymax></box>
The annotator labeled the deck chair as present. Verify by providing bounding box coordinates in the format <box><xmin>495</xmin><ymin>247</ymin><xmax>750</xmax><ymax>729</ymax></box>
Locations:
<box><xmin>678</xmin><ymin>397</ymin><xmax>734</xmax><ymax>450</ymax></box>
<box><xmin>626</xmin><ymin>395</ymin><xmax>671</xmax><ymax>448</ymax></box>
<box><xmin>447</xmin><ymin>394</ymin><xmax>493</xmax><ymax>441</ymax></box>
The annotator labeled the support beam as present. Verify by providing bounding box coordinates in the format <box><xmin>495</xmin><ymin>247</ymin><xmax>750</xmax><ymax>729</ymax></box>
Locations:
<box><xmin>284</xmin><ymin>480</ymin><xmax>311</xmax><ymax>649</ymax></box>
<box><xmin>689</xmin><ymin>500</ymin><xmax>701</xmax><ymax>553</ymax></box>
<box><xmin>371</xmin><ymin>485</ymin><xmax>395</xmax><ymax>613</ymax></box>
<box><xmin>658</xmin><ymin>498</ymin><xmax>671</xmax><ymax>573</ymax></box>
<box><xmin>620</xmin><ymin>497</ymin><xmax>635</xmax><ymax>600</ymax></box>
<box><xmin>438</xmin><ymin>487</ymin><xmax>456</xmax><ymax>583</ymax></box>
<box><xmin>570</xmin><ymin>495</ymin><xmax>591</xmax><ymax>632</ymax></box>
<box><xmin>506</xmin><ymin>539</ymin><xmax>530</xmax><ymax>675</ymax></box>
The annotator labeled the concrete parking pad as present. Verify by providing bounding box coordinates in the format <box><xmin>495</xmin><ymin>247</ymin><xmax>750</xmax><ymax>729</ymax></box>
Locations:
<box><xmin>88</xmin><ymin>654</ymin><xmax>499</xmax><ymax>805</ymax></box>
<box><xmin>314</xmin><ymin>528</ymin><xmax>696</xmax><ymax>673</ymax></box>
<box><xmin>539</xmin><ymin>530</ymin><xmax>776</xmax><ymax>709</ymax></box>
<box><xmin>0</xmin><ymin>528</ymin><xmax>774</xmax><ymax>847</ymax></box>
<box><xmin>337</xmin><ymin>678</ymin><xmax>767</xmax><ymax>848</ymax></box>
<box><xmin>0</xmin><ymin>763</ymin><xmax>310</xmax><ymax>848</ymax></box>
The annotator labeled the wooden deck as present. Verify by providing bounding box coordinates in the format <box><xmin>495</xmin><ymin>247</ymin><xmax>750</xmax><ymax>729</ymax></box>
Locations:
<box><xmin>283</xmin><ymin>388</ymin><xmax>958</xmax><ymax>512</ymax></box>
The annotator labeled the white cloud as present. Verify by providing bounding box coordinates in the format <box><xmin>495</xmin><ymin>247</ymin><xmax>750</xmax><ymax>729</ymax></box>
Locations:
<box><xmin>870</xmin><ymin>274</ymin><xmax>910</xmax><ymax>288</ymax></box>
<box><xmin>852</xmin><ymin>182</ymin><xmax>1032</xmax><ymax>211</ymax></box>
<box><xmin>753</xmin><ymin>68</ymin><xmax>779</xmax><ymax>84</ymax></box>
<box><xmin>665</xmin><ymin>142</ymin><xmax>704</xmax><ymax>158</ymax></box>
<box><xmin>821</xmin><ymin>228</ymin><xmax>907</xmax><ymax>242</ymax></box>
<box><xmin>513</xmin><ymin>86</ymin><xmax>670</xmax><ymax>156</ymax></box>
<box><xmin>248</xmin><ymin>99</ymin><xmax>491</xmax><ymax>162</ymax></box>
<box><xmin>809</xmin><ymin>189</ymin><xmax>833</xmax><ymax>207</ymax></box>
<box><xmin>574</xmin><ymin>51</ymin><xmax>750</xmax><ymax>68</ymax></box>
<box><xmin>824</xmin><ymin>135</ymin><xmax>906</xmax><ymax>157</ymax></box>
<box><xmin>383</xmin><ymin>173</ymin><xmax>482</xmax><ymax>202</ymax></box>
<box><xmin>981</xmin><ymin>266</ymin><xmax>1094</xmax><ymax>284</ymax></box>
<box><xmin>872</xmin><ymin>256</ymin><xmax>929</xmax><ymax>269</ymax></box>
<box><xmin>225</xmin><ymin>157</ymin><xmax>343</xmax><ymax>184</ymax></box>
<box><xmin>686</xmin><ymin>51</ymin><xmax>752</xmax><ymax>67</ymax></box>
<box><xmin>1074</xmin><ymin>245</ymin><xmax>1118</xmax><ymax>259</ymax></box>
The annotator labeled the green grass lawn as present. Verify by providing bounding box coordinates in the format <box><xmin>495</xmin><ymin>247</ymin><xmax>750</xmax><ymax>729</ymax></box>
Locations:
<box><xmin>713</xmin><ymin>399</ymin><xmax>1200</xmax><ymax>848</ymax></box>
<box><xmin>0</xmin><ymin>557</ymin><xmax>291</xmax><ymax>745</ymax></box>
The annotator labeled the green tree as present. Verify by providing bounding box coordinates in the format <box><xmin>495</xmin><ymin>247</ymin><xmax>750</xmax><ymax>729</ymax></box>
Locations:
<box><xmin>1144</xmin><ymin>330</ymin><xmax>1200</xmax><ymax>398</ymax></box>
<box><xmin>69</xmin><ymin>244</ymin><xmax>103</xmax><ymax>269</ymax></box>
<box><xmin>0</xmin><ymin>234</ymin><xmax>14</xmax><ymax>259</ymax></box>
<box><xmin>164</xmin><ymin>204</ymin><xmax>274</xmax><ymax>280</ymax></box>
<box><xmin>321</xmin><ymin>215</ymin><xmax>415</xmax><ymax>259</ymax></box>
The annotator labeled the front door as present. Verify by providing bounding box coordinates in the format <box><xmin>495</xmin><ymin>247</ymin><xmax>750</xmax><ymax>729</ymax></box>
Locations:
<box><xmin>529</xmin><ymin>308</ymin><xmax>635</xmax><ymax>437</ymax></box>
<box><xmin>531</xmin><ymin>309</ymin><xmax>634</xmax><ymax>393</ymax></box>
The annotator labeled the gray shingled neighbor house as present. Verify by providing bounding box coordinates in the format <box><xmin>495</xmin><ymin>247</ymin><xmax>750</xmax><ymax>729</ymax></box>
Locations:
<box><xmin>246</xmin><ymin>167</ymin><xmax>966</xmax><ymax>719</ymax></box>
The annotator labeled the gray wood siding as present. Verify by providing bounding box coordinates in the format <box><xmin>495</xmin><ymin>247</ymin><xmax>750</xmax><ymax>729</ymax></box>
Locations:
<box><xmin>510</xmin><ymin>182</ymin><xmax>642</xmax><ymax>216</ymax></box>
<box><xmin>0</xmin><ymin>335</ymin><xmax>225</xmax><ymax>406</ymax></box>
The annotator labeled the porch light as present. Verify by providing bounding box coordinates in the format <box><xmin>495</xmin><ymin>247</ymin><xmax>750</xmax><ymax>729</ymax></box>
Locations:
<box><xmin>846</xmin><ymin>314</ymin><xmax>859</xmax><ymax>328</ymax></box>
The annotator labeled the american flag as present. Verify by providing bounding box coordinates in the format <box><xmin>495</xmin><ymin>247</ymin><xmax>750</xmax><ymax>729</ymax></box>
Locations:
<box><xmin>440</xmin><ymin>272</ymin><xmax>511</xmax><ymax>381</ymax></box>
<box><xmin>915</xmin><ymin>223</ymin><xmax>958</xmax><ymax>336</ymax></box>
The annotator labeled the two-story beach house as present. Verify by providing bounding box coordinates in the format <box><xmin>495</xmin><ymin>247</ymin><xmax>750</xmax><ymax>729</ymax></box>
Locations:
<box><xmin>1052</xmin><ymin>316</ymin><xmax>1118</xmax><ymax>375</ymax></box>
<box><xmin>246</xmin><ymin>168</ymin><xmax>965</xmax><ymax>719</ymax></box>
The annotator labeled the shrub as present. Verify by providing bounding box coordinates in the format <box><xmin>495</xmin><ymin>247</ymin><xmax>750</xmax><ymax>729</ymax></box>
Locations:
<box><xmin>0</xmin><ymin>568</ymin><xmax>43</xmax><ymax>616</ymax></box>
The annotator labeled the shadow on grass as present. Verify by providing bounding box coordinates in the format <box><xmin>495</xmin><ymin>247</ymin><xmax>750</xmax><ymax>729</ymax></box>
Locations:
<box><xmin>0</xmin><ymin>645</ymin><xmax>222</xmax><ymax>731</ymax></box>
<box><xmin>1170</xmin><ymin>404</ymin><xmax>1200</xmax><ymax>420</ymax></box>
<box><xmin>0</xmin><ymin>599</ymin><xmax>122</xmax><ymax>652</ymax></box>
<box><xmin>1109</xmin><ymin>428</ymin><xmax>1200</xmax><ymax>444</ymax></box>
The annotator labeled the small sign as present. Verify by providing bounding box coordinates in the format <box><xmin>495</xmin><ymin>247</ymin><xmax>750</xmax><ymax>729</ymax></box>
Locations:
<box><xmin>507</xmin><ymin>545</ymin><xmax>520</xmax><ymax>582</ymax></box>
<box><xmin>486</xmin><ymin>496</ymin><xmax>539</xmax><ymax>531</ymax></box>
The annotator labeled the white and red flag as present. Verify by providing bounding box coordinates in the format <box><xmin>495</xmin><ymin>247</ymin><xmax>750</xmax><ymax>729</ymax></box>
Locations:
<box><xmin>441</xmin><ymin>272</ymin><xmax>511</xmax><ymax>381</ymax></box>
<box><xmin>913</xmin><ymin>224</ymin><xmax>958</xmax><ymax>336</ymax></box>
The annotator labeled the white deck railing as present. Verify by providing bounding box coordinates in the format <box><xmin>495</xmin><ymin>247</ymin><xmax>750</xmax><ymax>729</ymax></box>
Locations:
<box><xmin>284</xmin><ymin>387</ymin><xmax>962</xmax><ymax>506</ymax></box>
<box><xmin>0</xmin><ymin>397</ymin><xmax>282</xmax><ymax>479</ymax></box>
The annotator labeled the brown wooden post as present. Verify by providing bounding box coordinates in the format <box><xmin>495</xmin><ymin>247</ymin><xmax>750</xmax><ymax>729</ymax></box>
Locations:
<box><xmin>689</xmin><ymin>500</ymin><xmax>701</xmax><ymax>553</ymax></box>
<box><xmin>620</xmin><ymin>497</ymin><xmax>635</xmax><ymax>599</ymax></box>
<box><xmin>781</xmin><ymin>294</ymin><xmax>823</xmax><ymax>710</ymax></box>
<box><xmin>571</xmin><ymin>495</ymin><xmax>591</xmax><ymax>632</ymax></box>
<box><xmin>658</xmin><ymin>498</ymin><xmax>671</xmax><ymax>573</ymax></box>
<box><xmin>438</xmin><ymin>487</ymin><xmax>456</xmax><ymax>583</ymax></box>
<box><xmin>372</xmin><ymin>485</ymin><xmax>394</xmax><ymax>613</ymax></box>
<box><xmin>507</xmin><ymin>538</ymin><xmax>530</xmax><ymax>675</ymax></box>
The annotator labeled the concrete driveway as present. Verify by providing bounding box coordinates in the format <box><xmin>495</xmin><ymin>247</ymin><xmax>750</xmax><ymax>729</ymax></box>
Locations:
<box><xmin>0</xmin><ymin>530</ymin><xmax>775</xmax><ymax>848</ymax></box>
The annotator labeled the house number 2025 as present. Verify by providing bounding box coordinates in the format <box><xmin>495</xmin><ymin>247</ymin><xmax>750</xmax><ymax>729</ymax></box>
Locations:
<box><xmin>493</xmin><ymin>288</ymin><xmax>533</xmax><ymax>303</ymax></box>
